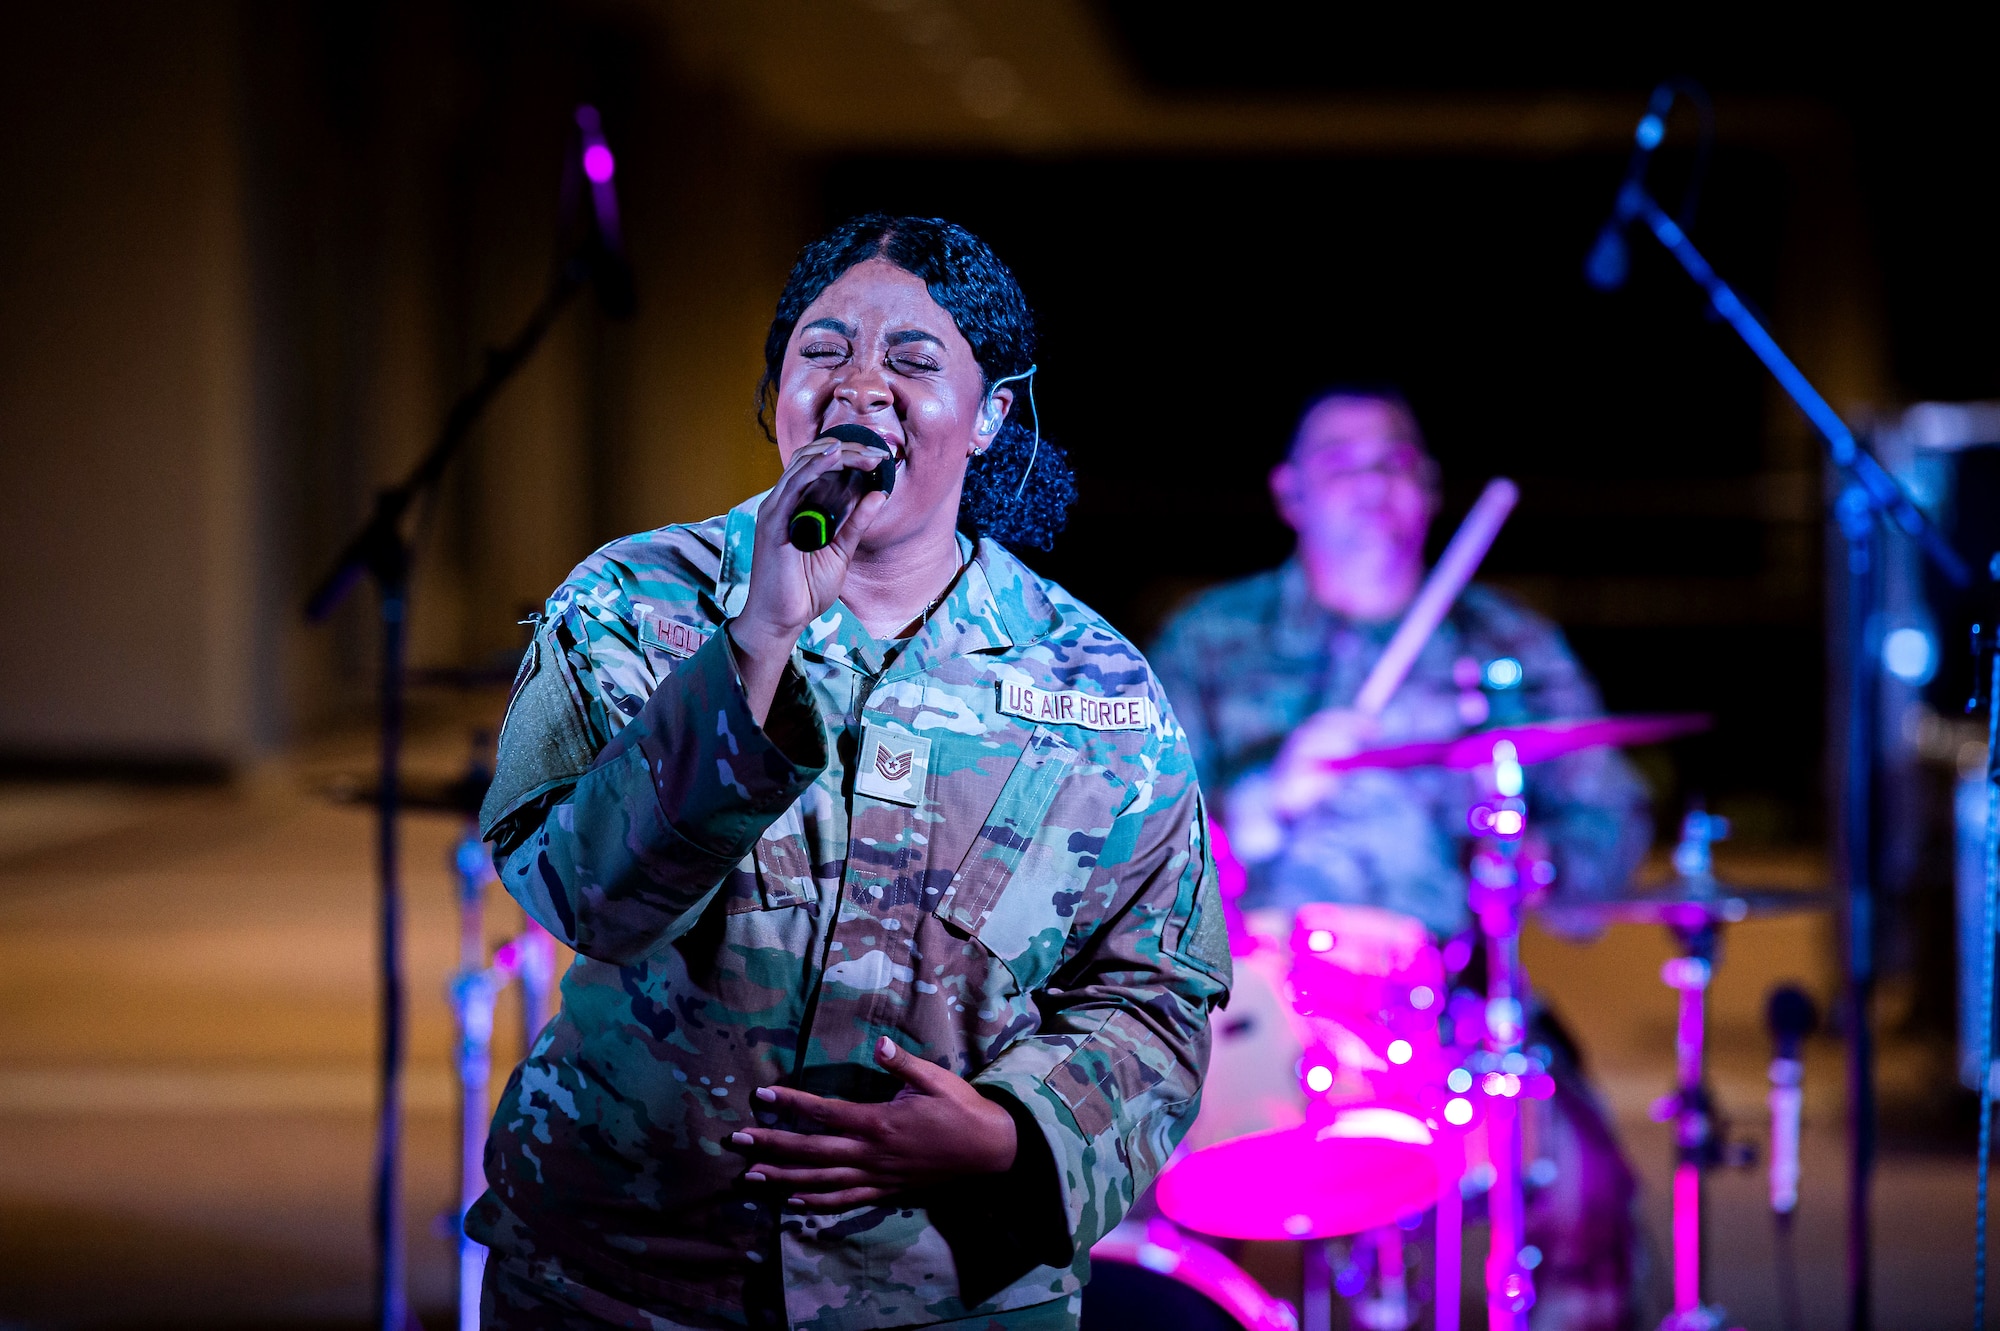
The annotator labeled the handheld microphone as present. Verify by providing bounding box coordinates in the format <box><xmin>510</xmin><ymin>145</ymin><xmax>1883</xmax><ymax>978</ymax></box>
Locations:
<box><xmin>1765</xmin><ymin>984</ymin><xmax>1817</xmax><ymax>1215</ymax></box>
<box><xmin>573</xmin><ymin>104</ymin><xmax>636</xmax><ymax>319</ymax></box>
<box><xmin>788</xmin><ymin>424</ymin><xmax>896</xmax><ymax>551</ymax></box>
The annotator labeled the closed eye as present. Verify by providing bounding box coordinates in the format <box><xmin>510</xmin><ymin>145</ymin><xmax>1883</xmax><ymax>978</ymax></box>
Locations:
<box><xmin>800</xmin><ymin>341</ymin><xmax>849</xmax><ymax>362</ymax></box>
<box><xmin>887</xmin><ymin>353</ymin><xmax>940</xmax><ymax>374</ymax></box>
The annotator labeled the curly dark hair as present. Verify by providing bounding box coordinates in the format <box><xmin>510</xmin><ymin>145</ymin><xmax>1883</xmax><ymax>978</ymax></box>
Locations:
<box><xmin>755</xmin><ymin>214</ymin><xmax>1075</xmax><ymax>551</ymax></box>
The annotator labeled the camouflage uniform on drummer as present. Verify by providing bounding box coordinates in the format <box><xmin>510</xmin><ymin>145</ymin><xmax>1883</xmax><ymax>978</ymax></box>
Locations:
<box><xmin>467</xmin><ymin>495</ymin><xmax>1230</xmax><ymax>1329</ymax></box>
<box><xmin>1151</xmin><ymin>564</ymin><xmax>1651</xmax><ymax>935</ymax></box>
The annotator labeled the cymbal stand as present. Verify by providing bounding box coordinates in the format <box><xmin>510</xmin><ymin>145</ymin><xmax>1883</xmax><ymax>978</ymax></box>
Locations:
<box><xmin>1463</xmin><ymin>738</ymin><xmax>1555</xmax><ymax>1331</ymax></box>
<box><xmin>1652</xmin><ymin>929</ymin><xmax>1726</xmax><ymax>1331</ymax></box>
<box><xmin>1648</xmin><ymin>809</ymin><xmax>1752</xmax><ymax>1331</ymax></box>
<box><xmin>447</xmin><ymin>826</ymin><xmax>557</xmax><ymax>1331</ymax></box>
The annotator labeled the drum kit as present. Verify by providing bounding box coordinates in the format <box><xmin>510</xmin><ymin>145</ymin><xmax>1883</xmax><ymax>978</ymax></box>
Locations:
<box><xmin>1086</xmin><ymin>714</ymin><xmax>1828</xmax><ymax>1331</ymax></box>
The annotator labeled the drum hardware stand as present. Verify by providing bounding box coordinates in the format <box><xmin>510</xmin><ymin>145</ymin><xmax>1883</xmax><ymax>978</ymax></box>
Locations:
<box><xmin>1464</xmin><ymin>739</ymin><xmax>1557</xmax><ymax>1331</ymax></box>
<box><xmin>1646</xmin><ymin>809</ymin><xmax>1759</xmax><ymax>1331</ymax></box>
<box><xmin>1332</xmin><ymin>1226</ymin><xmax>1416</xmax><ymax>1331</ymax></box>
<box><xmin>445</xmin><ymin>825</ymin><xmax>557</xmax><ymax>1331</ymax></box>
<box><xmin>1435</xmin><ymin>1153</ymin><xmax>1465</xmax><ymax>1331</ymax></box>
<box><xmin>301</xmin><ymin>104</ymin><xmax>629</xmax><ymax>1331</ymax></box>
<box><xmin>1302</xmin><ymin>1238</ymin><xmax>1334</xmax><ymax>1331</ymax></box>
<box><xmin>1589</xmin><ymin>82</ymin><xmax>1981</xmax><ymax>1330</ymax></box>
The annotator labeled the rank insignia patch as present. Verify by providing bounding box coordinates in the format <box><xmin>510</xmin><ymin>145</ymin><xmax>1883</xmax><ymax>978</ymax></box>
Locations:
<box><xmin>856</xmin><ymin>725</ymin><xmax>931</xmax><ymax>806</ymax></box>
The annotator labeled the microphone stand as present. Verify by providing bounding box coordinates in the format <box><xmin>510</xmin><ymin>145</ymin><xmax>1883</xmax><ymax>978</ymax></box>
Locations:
<box><xmin>303</xmin><ymin>222</ymin><xmax>600</xmax><ymax>1331</ymax></box>
<box><xmin>1599</xmin><ymin>164</ymin><xmax>1975</xmax><ymax>1331</ymax></box>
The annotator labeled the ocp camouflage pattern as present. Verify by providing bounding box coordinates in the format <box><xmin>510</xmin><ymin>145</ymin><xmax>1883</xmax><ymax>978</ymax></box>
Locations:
<box><xmin>467</xmin><ymin>492</ymin><xmax>1231</xmax><ymax>1331</ymax></box>
<box><xmin>1150</xmin><ymin>560</ymin><xmax>1651</xmax><ymax>935</ymax></box>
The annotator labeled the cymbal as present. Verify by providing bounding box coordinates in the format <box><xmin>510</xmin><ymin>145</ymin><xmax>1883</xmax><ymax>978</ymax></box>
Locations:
<box><xmin>1546</xmin><ymin>876</ymin><xmax>1830</xmax><ymax>927</ymax></box>
<box><xmin>1321</xmin><ymin>713</ymin><xmax>1711</xmax><ymax>773</ymax></box>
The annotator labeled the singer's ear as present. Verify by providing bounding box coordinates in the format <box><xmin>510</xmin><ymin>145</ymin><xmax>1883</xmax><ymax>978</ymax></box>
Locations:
<box><xmin>1269</xmin><ymin>460</ymin><xmax>1305</xmax><ymax>531</ymax></box>
<box><xmin>973</xmin><ymin>385</ymin><xmax>1015</xmax><ymax>446</ymax></box>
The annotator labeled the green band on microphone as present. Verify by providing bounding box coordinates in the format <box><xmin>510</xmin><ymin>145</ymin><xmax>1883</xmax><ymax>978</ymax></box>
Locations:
<box><xmin>788</xmin><ymin>510</ymin><xmax>832</xmax><ymax>551</ymax></box>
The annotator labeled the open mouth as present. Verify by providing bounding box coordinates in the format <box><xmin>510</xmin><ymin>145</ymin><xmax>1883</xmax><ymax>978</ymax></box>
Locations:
<box><xmin>817</xmin><ymin>421</ymin><xmax>904</xmax><ymax>460</ymax></box>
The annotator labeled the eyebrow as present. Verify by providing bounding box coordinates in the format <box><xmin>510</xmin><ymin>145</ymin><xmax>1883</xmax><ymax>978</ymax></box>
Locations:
<box><xmin>802</xmin><ymin>317</ymin><xmax>855</xmax><ymax>336</ymax></box>
<box><xmin>886</xmin><ymin>328</ymin><xmax>945</xmax><ymax>348</ymax></box>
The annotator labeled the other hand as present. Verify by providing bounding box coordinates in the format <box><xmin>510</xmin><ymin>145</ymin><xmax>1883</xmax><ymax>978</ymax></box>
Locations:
<box><xmin>731</xmin><ymin>1036</ymin><xmax>1019</xmax><ymax>1212</ymax></box>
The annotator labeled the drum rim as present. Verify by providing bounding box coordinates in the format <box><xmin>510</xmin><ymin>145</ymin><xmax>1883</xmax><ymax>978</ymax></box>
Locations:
<box><xmin>1088</xmin><ymin>1219</ymin><xmax>1298</xmax><ymax>1331</ymax></box>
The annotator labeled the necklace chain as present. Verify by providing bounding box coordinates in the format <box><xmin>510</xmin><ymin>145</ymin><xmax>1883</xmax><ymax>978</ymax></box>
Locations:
<box><xmin>901</xmin><ymin>551</ymin><xmax>966</xmax><ymax>639</ymax></box>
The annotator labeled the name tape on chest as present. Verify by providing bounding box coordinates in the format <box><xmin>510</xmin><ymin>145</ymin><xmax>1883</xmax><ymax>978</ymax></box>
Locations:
<box><xmin>856</xmin><ymin>725</ymin><xmax>932</xmax><ymax>806</ymax></box>
<box><xmin>996</xmin><ymin>682</ymin><xmax>1156</xmax><ymax>732</ymax></box>
<box><xmin>641</xmin><ymin>615</ymin><xmax>712</xmax><ymax>660</ymax></box>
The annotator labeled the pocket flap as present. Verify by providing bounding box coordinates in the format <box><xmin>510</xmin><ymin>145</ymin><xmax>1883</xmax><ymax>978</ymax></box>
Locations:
<box><xmin>936</xmin><ymin>726</ymin><xmax>1078</xmax><ymax>946</ymax></box>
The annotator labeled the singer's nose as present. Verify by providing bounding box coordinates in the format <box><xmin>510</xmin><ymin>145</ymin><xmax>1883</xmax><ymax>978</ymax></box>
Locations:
<box><xmin>832</xmin><ymin>362</ymin><xmax>893</xmax><ymax>416</ymax></box>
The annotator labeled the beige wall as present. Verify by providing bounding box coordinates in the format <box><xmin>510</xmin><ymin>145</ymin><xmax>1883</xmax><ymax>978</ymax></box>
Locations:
<box><xmin>0</xmin><ymin>2</ymin><xmax>258</xmax><ymax>765</ymax></box>
<box><xmin>0</xmin><ymin>2</ymin><xmax>804</xmax><ymax>767</ymax></box>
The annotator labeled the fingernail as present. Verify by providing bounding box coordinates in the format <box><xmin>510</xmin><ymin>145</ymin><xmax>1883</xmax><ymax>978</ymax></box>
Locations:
<box><xmin>787</xmin><ymin>1196</ymin><xmax>804</xmax><ymax>1206</ymax></box>
<box><xmin>755</xmin><ymin>1087</ymin><xmax>778</xmax><ymax>1102</ymax></box>
<box><xmin>877</xmin><ymin>1036</ymin><xmax>896</xmax><ymax>1060</ymax></box>
<box><xmin>746</xmin><ymin>1171</ymin><xmax>767</xmax><ymax>1182</ymax></box>
<box><xmin>731</xmin><ymin>1131</ymin><xmax>754</xmax><ymax>1146</ymax></box>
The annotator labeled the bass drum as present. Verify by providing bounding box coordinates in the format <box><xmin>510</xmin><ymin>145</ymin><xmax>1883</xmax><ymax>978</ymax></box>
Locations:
<box><xmin>1082</xmin><ymin>1220</ymin><xmax>1297</xmax><ymax>1331</ymax></box>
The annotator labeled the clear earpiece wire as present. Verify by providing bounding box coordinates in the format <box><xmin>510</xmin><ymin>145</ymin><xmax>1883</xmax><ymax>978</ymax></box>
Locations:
<box><xmin>983</xmin><ymin>364</ymin><xmax>1040</xmax><ymax>500</ymax></box>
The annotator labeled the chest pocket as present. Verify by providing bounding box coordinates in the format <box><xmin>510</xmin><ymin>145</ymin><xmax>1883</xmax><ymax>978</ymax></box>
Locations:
<box><xmin>935</xmin><ymin>725</ymin><xmax>1087</xmax><ymax>988</ymax></box>
<box><xmin>739</xmin><ymin>799</ymin><xmax>815</xmax><ymax>914</ymax></box>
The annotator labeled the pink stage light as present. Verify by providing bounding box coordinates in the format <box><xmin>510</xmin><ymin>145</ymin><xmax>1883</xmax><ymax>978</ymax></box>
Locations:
<box><xmin>1672</xmin><ymin>1162</ymin><xmax>1701</xmax><ymax>1311</ymax></box>
<box><xmin>1156</xmin><ymin>1116</ymin><xmax>1439</xmax><ymax>1240</ymax></box>
<box><xmin>583</xmin><ymin>143</ymin><xmax>616</xmax><ymax>183</ymax></box>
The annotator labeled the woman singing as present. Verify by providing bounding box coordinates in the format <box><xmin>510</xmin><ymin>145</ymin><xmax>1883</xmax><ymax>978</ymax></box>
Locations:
<box><xmin>468</xmin><ymin>214</ymin><xmax>1230</xmax><ymax>1330</ymax></box>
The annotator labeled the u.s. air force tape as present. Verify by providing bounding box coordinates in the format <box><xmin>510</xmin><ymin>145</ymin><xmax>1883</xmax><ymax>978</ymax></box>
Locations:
<box><xmin>996</xmin><ymin>681</ymin><xmax>1155</xmax><ymax>732</ymax></box>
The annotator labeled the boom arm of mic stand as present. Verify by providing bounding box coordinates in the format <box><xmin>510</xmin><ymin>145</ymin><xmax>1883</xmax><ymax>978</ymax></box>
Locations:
<box><xmin>1626</xmin><ymin>189</ymin><xmax>1972</xmax><ymax>589</ymax></box>
<box><xmin>1610</xmin><ymin>180</ymin><xmax>1981</xmax><ymax>1331</ymax></box>
<box><xmin>304</xmin><ymin>254</ymin><xmax>590</xmax><ymax>621</ymax></box>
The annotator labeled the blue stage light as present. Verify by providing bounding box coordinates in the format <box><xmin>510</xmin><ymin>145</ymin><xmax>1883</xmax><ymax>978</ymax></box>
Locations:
<box><xmin>1883</xmin><ymin>626</ymin><xmax>1936</xmax><ymax>685</ymax></box>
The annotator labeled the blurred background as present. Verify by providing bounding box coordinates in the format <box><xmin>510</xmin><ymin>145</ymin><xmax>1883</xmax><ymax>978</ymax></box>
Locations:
<box><xmin>3</xmin><ymin>2</ymin><xmax>2000</xmax><ymax>1327</ymax></box>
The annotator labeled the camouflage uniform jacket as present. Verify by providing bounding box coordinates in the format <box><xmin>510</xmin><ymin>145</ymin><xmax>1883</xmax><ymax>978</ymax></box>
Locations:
<box><xmin>1150</xmin><ymin>560</ymin><xmax>1650</xmax><ymax>937</ymax></box>
<box><xmin>468</xmin><ymin>492</ymin><xmax>1231</xmax><ymax>1331</ymax></box>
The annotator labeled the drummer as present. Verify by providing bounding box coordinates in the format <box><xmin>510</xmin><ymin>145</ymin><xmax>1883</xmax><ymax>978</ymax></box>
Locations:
<box><xmin>1150</xmin><ymin>386</ymin><xmax>1649</xmax><ymax>1331</ymax></box>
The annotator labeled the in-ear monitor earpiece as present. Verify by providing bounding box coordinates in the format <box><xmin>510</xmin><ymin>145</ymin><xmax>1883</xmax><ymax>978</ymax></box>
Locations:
<box><xmin>980</xmin><ymin>365</ymin><xmax>1040</xmax><ymax>498</ymax></box>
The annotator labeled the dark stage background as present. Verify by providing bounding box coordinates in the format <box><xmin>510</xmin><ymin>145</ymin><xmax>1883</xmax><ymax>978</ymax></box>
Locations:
<box><xmin>819</xmin><ymin>146</ymin><xmax>1803</xmax><ymax>833</ymax></box>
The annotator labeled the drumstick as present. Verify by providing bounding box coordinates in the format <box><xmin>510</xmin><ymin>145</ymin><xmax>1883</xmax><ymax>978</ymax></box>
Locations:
<box><xmin>1349</xmin><ymin>477</ymin><xmax>1519</xmax><ymax>717</ymax></box>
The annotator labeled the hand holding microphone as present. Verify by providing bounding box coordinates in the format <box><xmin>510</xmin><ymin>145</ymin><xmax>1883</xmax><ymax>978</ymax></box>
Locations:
<box><xmin>731</xmin><ymin>425</ymin><xmax>897</xmax><ymax>722</ymax></box>
<box><xmin>787</xmin><ymin>424</ymin><xmax>896</xmax><ymax>550</ymax></box>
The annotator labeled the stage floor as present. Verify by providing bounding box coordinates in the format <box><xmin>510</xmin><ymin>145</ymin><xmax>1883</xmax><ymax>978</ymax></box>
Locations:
<box><xmin>0</xmin><ymin>722</ymin><xmax>1992</xmax><ymax>1328</ymax></box>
